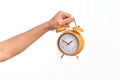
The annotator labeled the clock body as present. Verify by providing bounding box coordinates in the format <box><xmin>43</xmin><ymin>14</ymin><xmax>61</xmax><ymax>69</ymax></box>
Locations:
<box><xmin>57</xmin><ymin>30</ymin><xmax>84</xmax><ymax>56</ymax></box>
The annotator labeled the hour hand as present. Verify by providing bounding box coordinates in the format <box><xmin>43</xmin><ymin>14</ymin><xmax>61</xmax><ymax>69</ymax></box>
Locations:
<box><xmin>68</xmin><ymin>40</ymin><xmax>73</xmax><ymax>45</ymax></box>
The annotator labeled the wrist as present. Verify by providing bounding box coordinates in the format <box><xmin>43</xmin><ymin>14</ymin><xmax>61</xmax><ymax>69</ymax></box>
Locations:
<box><xmin>47</xmin><ymin>20</ymin><xmax>57</xmax><ymax>31</ymax></box>
<box><xmin>39</xmin><ymin>21</ymin><xmax>52</xmax><ymax>31</ymax></box>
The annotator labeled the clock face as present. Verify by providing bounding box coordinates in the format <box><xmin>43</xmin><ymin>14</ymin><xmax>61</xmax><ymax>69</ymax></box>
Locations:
<box><xmin>58</xmin><ymin>33</ymin><xmax>79</xmax><ymax>54</ymax></box>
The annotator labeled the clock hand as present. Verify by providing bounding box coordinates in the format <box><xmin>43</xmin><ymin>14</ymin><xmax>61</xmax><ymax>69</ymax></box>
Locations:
<box><xmin>62</xmin><ymin>40</ymin><xmax>68</xmax><ymax>44</ymax></box>
<box><xmin>67</xmin><ymin>40</ymin><xmax>73</xmax><ymax>45</ymax></box>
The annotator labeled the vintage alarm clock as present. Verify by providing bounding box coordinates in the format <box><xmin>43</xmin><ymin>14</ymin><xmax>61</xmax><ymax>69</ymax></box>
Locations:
<box><xmin>56</xmin><ymin>20</ymin><xmax>84</xmax><ymax>59</ymax></box>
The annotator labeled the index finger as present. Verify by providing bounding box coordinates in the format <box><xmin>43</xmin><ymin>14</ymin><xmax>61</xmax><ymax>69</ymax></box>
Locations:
<box><xmin>59</xmin><ymin>11</ymin><xmax>72</xmax><ymax>19</ymax></box>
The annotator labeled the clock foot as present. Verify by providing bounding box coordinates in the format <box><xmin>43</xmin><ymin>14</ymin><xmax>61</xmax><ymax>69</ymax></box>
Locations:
<box><xmin>61</xmin><ymin>54</ymin><xmax>65</xmax><ymax>59</ymax></box>
<box><xmin>76</xmin><ymin>55</ymin><xmax>79</xmax><ymax>59</ymax></box>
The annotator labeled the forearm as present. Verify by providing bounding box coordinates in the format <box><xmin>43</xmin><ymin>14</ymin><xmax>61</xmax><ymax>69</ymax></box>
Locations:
<box><xmin>0</xmin><ymin>11</ymin><xmax>74</xmax><ymax>62</ymax></box>
<box><xmin>0</xmin><ymin>21</ymin><xmax>50</xmax><ymax>61</ymax></box>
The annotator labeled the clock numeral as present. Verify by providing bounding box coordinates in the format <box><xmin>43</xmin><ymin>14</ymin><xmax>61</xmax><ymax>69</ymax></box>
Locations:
<box><xmin>61</xmin><ymin>46</ymin><xmax>64</xmax><ymax>48</ymax></box>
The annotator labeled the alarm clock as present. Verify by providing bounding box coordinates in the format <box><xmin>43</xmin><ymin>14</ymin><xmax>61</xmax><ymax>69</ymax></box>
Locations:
<box><xmin>56</xmin><ymin>20</ymin><xmax>84</xmax><ymax>59</ymax></box>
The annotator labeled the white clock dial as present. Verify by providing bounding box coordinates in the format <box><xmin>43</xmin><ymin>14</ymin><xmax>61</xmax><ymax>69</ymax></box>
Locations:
<box><xmin>58</xmin><ymin>33</ymin><xmax>79</xmax><ymax>54</ymax></box>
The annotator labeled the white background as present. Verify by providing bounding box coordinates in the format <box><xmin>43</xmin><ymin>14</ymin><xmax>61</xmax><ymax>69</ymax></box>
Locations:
<box><xmin>0</xmin><ymin>0</ymin><xmax>119</xmax><ymax>80</ymax></box>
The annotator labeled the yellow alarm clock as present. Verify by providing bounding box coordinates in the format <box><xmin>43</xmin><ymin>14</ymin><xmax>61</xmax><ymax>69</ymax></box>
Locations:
<box><xmin>56</xmin><ymin>20</ymin><xmax>84</xmax><ymax>59</ymax></box>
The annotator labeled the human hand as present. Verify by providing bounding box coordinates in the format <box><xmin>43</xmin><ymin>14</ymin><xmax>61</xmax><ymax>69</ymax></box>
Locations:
<box><xmin>48</xmin><ymin>11</ymin><xmax>74</xmax><ymax>30</ymax></box>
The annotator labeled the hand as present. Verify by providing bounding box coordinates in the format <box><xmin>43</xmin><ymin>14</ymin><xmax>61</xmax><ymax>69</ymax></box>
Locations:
<box><xmin>62</xmin><ymin>40</ymin><xmax>73</xmax><ymax>46</ymax></box>
<box><xmin>62</xmin><ymin>39</ymin><xmax>68</xmax><ymax>44</ymax></box>
<box><xmin>67</xmin><ymin>40</ymin><xmax>73</xmax><ymax>45</ymax></box>
<box><xmin>48</xmin><ymin>11</ymin><xmax>74</xmax><ymax>30</ymax></box>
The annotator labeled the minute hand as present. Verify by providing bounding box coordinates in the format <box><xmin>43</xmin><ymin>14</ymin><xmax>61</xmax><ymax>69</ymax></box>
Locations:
<box><xmin>62</xmin><ymin>40</ymin><xmax>68</xmax><ymax>44</ymax></box>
